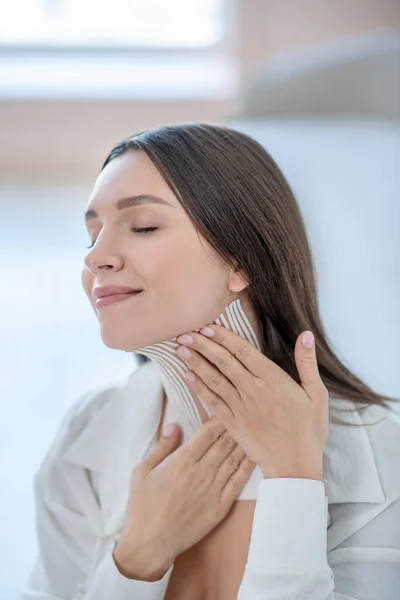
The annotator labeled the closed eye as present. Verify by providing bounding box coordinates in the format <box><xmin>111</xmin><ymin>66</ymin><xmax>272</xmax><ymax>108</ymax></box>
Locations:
<box><xmin>86</xmin><ymin>227</ymin><xmax>158</xmax><ymax>250</ymax></box>
<box><xmin>131</xmin><ymin>227</ymin><xmax>158</xmax><ymax>234</ymax></box>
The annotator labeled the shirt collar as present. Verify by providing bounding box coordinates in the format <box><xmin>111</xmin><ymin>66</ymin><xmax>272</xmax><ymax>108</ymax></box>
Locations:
<box><xmin>61</xmin><ymin>362</ymin><xmax>387</xmax><ymax>535</ymax></box>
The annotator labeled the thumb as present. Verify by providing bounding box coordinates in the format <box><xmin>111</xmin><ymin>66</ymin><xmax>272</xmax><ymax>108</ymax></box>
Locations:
<box><xmin>139</xmin><ymin>423</ymin><xmax>181</xmax><ymax>476</ymax></box>
<box><xmin>295</xmin><ymin>330</ymin><xmax>322</xmax><ymax>397</ymax></box>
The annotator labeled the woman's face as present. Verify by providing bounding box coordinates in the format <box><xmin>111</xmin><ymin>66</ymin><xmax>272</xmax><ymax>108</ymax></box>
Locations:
<box><xmin>82</xmin><ymin>150</ymin><xmax>249</xmax><ymax>351</ymax></box>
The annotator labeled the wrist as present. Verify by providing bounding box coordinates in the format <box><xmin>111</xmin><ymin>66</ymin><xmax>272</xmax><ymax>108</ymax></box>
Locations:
<box><xmin>113</xmin><ymin>541</ymin><xmax>174</xmax><ymax>582</ymax></box>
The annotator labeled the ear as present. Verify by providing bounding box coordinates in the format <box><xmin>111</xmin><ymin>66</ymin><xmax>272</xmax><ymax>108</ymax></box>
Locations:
<box><xmin>228</xmin><ymin>266</ymin><xmax>250</xmax><ymax>293</ymax></box>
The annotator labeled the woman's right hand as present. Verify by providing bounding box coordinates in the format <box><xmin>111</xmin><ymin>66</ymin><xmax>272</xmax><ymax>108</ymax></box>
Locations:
<box><xmin>113</xmin><ymin>417</ymin><xmax>256</xmax><ymax>581</ymax></box>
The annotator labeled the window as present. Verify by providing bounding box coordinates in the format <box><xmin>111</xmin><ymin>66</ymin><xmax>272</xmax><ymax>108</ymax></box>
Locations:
<box><xmin>0</xmin><ymin>0</ymin><xmax>235</xmax><ymax>100</ymax></box>
<box><xmin>0</xmin><ymin>0</ymin><xmax>225</xmax><ymax>48</ymax></box>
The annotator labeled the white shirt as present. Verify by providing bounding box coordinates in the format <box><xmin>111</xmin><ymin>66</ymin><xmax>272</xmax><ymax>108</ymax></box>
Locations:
<box><xmin>21</xmin><ymin>361</ymin><xmax>400</xmax><ymax>599</ymax></box>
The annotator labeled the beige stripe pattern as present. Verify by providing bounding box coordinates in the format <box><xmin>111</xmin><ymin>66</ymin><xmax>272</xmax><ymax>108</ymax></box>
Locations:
<box><xmin>136</xmin><ymin>298</ymin><xmax>262</xmax><ymax>443</ymax></box>
<box><xmin>135</xmin><ymin>298</ymin><xmax>265</xmax><ymax>499</ymax></box>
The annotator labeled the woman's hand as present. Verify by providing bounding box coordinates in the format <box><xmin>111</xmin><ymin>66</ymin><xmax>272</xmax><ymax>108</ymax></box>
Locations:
<box><xmin>113</xmin><ymin>417</ymin><xmax>255</xmax><ymax>581</ymax></box>
<box><xmin>175</xmin><ymin>325</ymin><xmax>329</xmax><ymax>481</ymax></box>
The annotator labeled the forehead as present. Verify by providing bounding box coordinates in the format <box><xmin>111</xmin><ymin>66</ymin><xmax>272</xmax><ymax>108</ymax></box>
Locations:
<box><xmin>86</xmin><ymin>150</ymin><xmax>180</xmax><ymax>211</ymax></box>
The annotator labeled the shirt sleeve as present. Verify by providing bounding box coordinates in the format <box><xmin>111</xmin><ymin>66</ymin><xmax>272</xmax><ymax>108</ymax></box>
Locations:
<box><xmin>237</xmin><ymin>477</ymin><xmax>400</xmax><ymax>600</ymax></box>
<box><xmin>20</xmin><ymin>396</ymin><xmax>174</xmax><ymax>600</ymax></box>
<box><xmin>81</xmin><ymin>548</ymin><xmax>173</xmax><ymax>600</ymax></box>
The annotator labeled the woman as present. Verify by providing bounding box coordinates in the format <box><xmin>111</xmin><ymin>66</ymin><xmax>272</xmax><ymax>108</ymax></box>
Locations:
<box><xmin>22</xmin><ymin>123</ymin><xmax>400</xmax><ymax>599</ymax></box>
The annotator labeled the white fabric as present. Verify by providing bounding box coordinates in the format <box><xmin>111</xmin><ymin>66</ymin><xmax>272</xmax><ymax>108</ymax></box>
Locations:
<box><xmin>135</xmin><ymin>297</ymin><xmax>265</xmax><ymax>499</ymax></box>
<box><xmin>21</xmin><ymin>298</ymin><xmax>400</xmax><ymax>598</ymax></box>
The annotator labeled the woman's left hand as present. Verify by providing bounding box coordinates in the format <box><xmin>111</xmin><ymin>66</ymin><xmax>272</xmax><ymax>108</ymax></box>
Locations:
<box><xmin>175</xmin><ymin>326</ymin><xmax>329</xmax><ymax>481</ymax></box>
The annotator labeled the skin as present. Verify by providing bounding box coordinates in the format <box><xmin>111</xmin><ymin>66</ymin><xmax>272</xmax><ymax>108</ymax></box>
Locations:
<box><xmin>81</xmin><ymin>150</ymin><xmax>327</xmax><ymax>595</ymax></box>
<box><xmin>81</xmin><ymin>150</ymin><xmax>265</xmax><ymax>594</ymax></box>
<box><xmin>82</xmin><ymin>149</ymin><xmax>262</xmax><ymax>361</ymax></box>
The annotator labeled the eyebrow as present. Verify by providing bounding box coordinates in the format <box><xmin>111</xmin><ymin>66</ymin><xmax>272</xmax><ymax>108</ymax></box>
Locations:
<box><xmin>84</xmin><ymin>194</ymin><xmax>173</xmax><ymax>221</ymax></box>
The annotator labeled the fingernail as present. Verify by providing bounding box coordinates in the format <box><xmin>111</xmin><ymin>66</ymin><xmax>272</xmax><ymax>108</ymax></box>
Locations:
<box><xmin>185</xmin><ymin>371</ymin><xmax>197</xmax><ymax>383</ymax></box>
<box><xmin>177</xmin><ymin>346</ymin><xmax>192</xmax><ymax>358</ymax></box>
<box><xmin>177</xmin><ymin>334</ymin><xmax>194</xmax><ymax>345</ymax></box>
<box><xmin>200</xmin><ymin>326</ymin><xmax>215</xmax><ymax>337</ymax></box>
<box><xmin>163</xmin><ymin>423</ymin><xmax>176</xmax><ymax>437</ymax></box>
<box><xmin>302</xmin><ymin>331</ymin><xmax>314</xmax><ymax>348</ymax></box>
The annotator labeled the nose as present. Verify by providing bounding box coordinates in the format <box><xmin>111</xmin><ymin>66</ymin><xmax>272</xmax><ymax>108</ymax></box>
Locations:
<box><xmin>83</xmin><ymin>248</ymin><xmax>124</xmax><ymax>273</ymax></box>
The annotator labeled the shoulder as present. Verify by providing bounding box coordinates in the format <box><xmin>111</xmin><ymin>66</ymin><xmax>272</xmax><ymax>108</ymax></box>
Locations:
<box><xmin>326</xmin><ymin>400</ymin><xmax>400</xmax><ymax>552</ymax></box>
<box><xmin>325</xmin><ymin>398</ymin><xmax>400</xmax><ymax>507</ymax></box>
<box><xmin>328</xmin><ymin>396</ymin><xmax>400</xmax><ymax>445</ymax></box>
<box><xmin>67</xmin><ymin>361</ymin><xmax>156</xmax><ymax>438</ymax></box>
<box><xmin>347</xmin><ymin>400</ymin><xmax>400</xmax><ymax>462</ymax></box>
<box><xmin>360</xmin><ymin>402</ymin><xmax>400</xmax><ymax>498</ymax></box>
<box><xmin>35</xmin><ymin>362</ymin><xmax>157</xmax><ymax>480</ymax></box>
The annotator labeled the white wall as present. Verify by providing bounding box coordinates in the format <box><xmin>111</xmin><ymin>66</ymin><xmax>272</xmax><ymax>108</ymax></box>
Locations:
<box><xmin>0</xmin><ymin>183</ymin><xmax>136</xmax><ymax>598</ymax></box>
<box><xmin>1</xmin><ymin>118</ymin><xmax>399</xmax><ymax>598</ymax></box>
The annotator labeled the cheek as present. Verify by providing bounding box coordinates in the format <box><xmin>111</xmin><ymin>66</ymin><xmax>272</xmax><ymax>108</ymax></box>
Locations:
<box><xmin>149</xmin><ymin>241</ymin><xmax>209</xmax><ymax>288</ymax></box>
<box><xmin>139</xmin><ymin>238</ymin><xmax>186</xmax><ymax>282</ymax></box>
<box><xmin>81</xmin><ymin>267</ymin><xmax>94</xmax><ymax>300</ymax></box>
<box><xmin>163</xmin><ymin>249</ymin><xmax>224</xmax><ymax>302</ymax></box>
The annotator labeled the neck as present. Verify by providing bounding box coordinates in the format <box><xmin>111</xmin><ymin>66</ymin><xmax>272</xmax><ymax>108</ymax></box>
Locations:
<box><xmin>135</xmin><ymin>297</ymin><xmax>263</xmax><ymax>444</ymax></box>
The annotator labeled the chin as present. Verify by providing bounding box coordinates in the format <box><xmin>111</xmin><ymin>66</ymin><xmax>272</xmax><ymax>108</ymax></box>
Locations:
<box><xmin>99</xmin><ymin>331</ymin><xmax>139</xmax><ymax>352</ymax></box>
<box><xmin>98</xmin><ymin>325</ymin><xmax>160</xmax><ymax>352</ymax></box>
<box><xmin>100</xmin><ymin>338</ymin><xmax>131</xmax><ymax>351</ymax></box>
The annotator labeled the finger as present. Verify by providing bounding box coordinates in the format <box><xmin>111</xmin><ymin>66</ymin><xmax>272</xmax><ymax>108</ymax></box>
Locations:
<box><xmin>200</xmin><ymin>430</ymin><xmax>237</xmax><ymax>470</ymax></box>
<box><xmin>178</xmin><ymin>331</ymin><xmax>253</xmax><ymax>393</ymax></box>
<box><xmin>213</xmin><ymin>444</ymin><xmax>246</xmax><ymax>488</ymax></box>
<box><xmin>294</xmin><ymin>331</ymin><xmax>326</xmax><ymax>400</ymax></box>
<box><xmin>219</xmin><ymin>455</ymin><xmax>256</xmax><ymax>504</ymax></box>
<box><xmin>197</xmin><ymin>324</ymin><xmax>274</xmax><ymax>380</ymax></box>
<box><xmin>136</xmin><ymin>425</ymin><xmax>181</xmax><ymax>478</ymax></box>
<box><xmin>187</xmin><ymin>374</ymin><xmax>236</xmax><ymax>424</ymax></box>
<box><xmin>184</xmin><ymin>417</ymin><xmax>226</xmax><ymax>461</ymax></box>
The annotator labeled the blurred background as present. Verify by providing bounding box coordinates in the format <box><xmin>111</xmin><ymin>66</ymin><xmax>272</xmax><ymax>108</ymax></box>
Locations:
<box><xmin>1</xmin><ymin>0</ymin><xmax>399</xmax><ymax>597</ymax></box>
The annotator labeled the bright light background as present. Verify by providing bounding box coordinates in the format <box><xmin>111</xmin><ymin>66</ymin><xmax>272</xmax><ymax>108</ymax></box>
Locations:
<box><xmin>0</xmin><ymin>3</ymin><xmax>399</xmax><ymax>599</ymax></box>
<box><xmin>0</xmin><ymin>0</ymin><xmax>224</xmax><ymax>46</ymax></box>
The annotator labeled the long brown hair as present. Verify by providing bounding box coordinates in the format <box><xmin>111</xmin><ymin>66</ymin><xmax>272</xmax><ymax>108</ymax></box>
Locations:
<box><xmin>100</xmin><ymin>122</ymin><xmax>399</xmax><ymax>426</ymax></box>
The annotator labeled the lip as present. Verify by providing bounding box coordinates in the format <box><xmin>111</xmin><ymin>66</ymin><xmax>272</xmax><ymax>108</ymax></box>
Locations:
<box><xmin>95</xmin><ymin>291</ymin><xmax>142</xmax><ymax>308</ymax></box>
<box><xmin>93</xmin><ymin>285</ymin><xmax>142</xmax><ymax>300</ymax></box>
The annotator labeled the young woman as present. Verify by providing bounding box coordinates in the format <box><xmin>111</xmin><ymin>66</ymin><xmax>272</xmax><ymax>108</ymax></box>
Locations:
<box><xmin>22</xmin><ymin>123</ymin><xmax>400</xmax><ymax>599</ymax></box>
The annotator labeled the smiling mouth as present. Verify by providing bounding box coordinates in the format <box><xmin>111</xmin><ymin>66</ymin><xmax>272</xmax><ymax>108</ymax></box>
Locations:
<box><xmin>95</xmin><ymin>290</ymin><xmax>143</xmax><ymax>308</ymax></box>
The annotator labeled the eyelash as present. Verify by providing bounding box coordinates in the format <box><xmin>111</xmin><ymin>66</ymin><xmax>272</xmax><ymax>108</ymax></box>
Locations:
<box><xmin>86</xmin><ymin>227</ymin><xmax>158</xmax><ymax>250</ymax></box>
